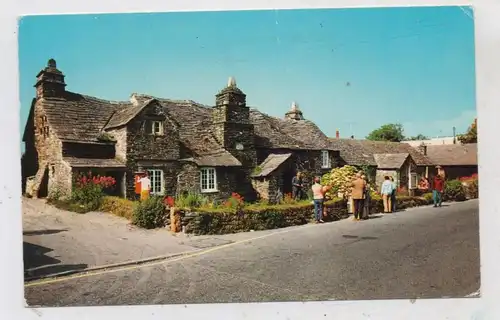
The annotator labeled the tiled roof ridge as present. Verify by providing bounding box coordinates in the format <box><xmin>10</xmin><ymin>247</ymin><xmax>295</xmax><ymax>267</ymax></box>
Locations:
<box><xmin>73</xmin><ymin>92</ymin><xmax>130</xmax><ymax>105</ymax></box>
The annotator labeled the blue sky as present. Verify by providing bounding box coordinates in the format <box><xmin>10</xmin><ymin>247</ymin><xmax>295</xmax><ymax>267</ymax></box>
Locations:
<box><xmin>18</xmin><ymin>6</ymin><xmax>476</xmax><ymax>142</ymax></box>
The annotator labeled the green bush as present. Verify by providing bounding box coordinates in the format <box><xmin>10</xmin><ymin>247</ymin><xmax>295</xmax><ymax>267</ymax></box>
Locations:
<box><xmin>175</xmin><ymin>192</ymin><xmax>209</xmax><ymax>209</ymax></box>
<box><xmin>422</xmin><ymin>192</ymin><xmax>434</xmax><ymax>203</ymax></box>
<box><xmin>444</xmin><ymin>179</ymin><xmax>467</xmax><ymax>201</ymax></box>
<box><xmin>100</xmin><ymin>196</ymin><xmax>137</xmax><ymax>220</ymax></box>
<box><xmin>132</xmin><ymin>196</ymin><xmax>167</xmax><ymax>229</ymax></box>
<box><xmin>72</xmin><ymin>183</ymin><xmax>103</xmax><ymax>211</ymax></box>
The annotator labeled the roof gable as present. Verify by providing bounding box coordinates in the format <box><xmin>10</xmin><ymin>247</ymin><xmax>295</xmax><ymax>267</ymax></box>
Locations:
<box><xmin>373</xmin><ymin>153</ymin><xmax>409</xmax><ymax>169</ymax></box>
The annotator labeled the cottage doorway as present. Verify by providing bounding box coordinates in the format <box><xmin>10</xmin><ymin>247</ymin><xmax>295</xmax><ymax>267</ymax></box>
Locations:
<box><xmin>37</xmin><ymin>167</ymin><xmax>49</xmax><ymax>198</ymax></box>
<box><xmin>281</xmin><ymin>168</ymin><xmax>295</xmax><ymax>197</ymax></box>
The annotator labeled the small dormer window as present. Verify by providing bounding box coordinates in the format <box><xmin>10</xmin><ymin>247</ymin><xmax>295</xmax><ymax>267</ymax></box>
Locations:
<box><xmin>146</xmin><ymin>120</ymin><xmax>164</xmax><ymax>136</ymax></box>
<box><xmin>152</xmin><ymin>121</ymin><xmax>163</xmax><ymax>135</ymax></box>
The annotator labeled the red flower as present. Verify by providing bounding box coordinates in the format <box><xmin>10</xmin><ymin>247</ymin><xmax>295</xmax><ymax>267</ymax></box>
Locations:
<box><xmin>164</xmin><ymin>196</ymin><xmax>175</xmax><ymax>207</ymax></box>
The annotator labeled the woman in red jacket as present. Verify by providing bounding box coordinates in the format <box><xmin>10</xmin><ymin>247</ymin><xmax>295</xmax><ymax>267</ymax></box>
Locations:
<box><xmin>432</xmin><ymin>174</ymin><xmax>445</xmax><ymax>207</ymax></box>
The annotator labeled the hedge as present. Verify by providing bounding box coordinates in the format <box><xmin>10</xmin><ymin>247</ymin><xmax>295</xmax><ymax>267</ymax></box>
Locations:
<box><xmin>97</xmin><ymin>194</ymin><xmax>449</xmax><ymax>235</ymax></box>
<box><xmin>99</xmin><ymin>196</ymin><xmax>136</xmax><ymax>220</ymax></box>
<box><xmin>179</xmin><ymin>195</ymin><xmax>435</xmax><ymax>235</ymax></box>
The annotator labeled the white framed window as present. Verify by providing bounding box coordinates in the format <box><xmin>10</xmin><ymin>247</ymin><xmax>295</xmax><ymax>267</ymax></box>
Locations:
<box><xmin>410</xmin><ymin>172</ymin><xmax>418</xmax><ymax>189</ymax></box>
<box><xmin>151</xmin><ymin>121</ymin><xmax>164</xmax><ymax>136</ymax></box>
<box><xmin>147</xmin><ymin>169</ymin><xmax>164</xmax><ymax>195</ymax></box>
<box><xmin>321</xmin><ymin>150</ymin><xmax>331</xmax><ymax>168</ymax></box>
<box><xmin>200</xmin><ymin>167</ymin><xmax>217</xmax><ymax>193</ymax></box>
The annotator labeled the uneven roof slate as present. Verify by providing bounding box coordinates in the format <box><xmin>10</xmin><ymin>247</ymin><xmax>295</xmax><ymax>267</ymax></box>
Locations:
<box><xmin>425</xmin><ymin>143</ymin><xmax>478</xmax><ymax>166</ymax></box>
<box><xmin>373</xmin><ymin>153</ymin><xmax>409</xmax><ymax>169</ymax></box>
<box><xmin>328</xmin><ymin>138</ymin><xmax>433</xmax><ymax>166</ymax></box>
<box><xmin>63</xmin><ymin>157</ymin><xmax>126</xmax><ymax>168</ymax></box>
<box><xmin>42</xmin><ymin>91</ymin><xmax>130</xmax><ymax>143</ymax></box>
<box><xmin>252</xmin><ymin>153</ymin><xmax>292</xmax><ymax>177</ymax></box>
<box><xmin>38</xmin><ymin>89</ymin><xmax>335</xmax><ymax>167</ymax></box>
<box><xmin>181</xmin><ymin>151</ymin><xmax>242</xmax><ymax>167</ymax></box>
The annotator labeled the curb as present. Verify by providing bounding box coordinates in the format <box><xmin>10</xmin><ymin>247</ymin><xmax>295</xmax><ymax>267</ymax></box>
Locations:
<box><xmin>24</xmin><ymin>249</ymin><xmax>202</xmax><ymax>283</ymax></box>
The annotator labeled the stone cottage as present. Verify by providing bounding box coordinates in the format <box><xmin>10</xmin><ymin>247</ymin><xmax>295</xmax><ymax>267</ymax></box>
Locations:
<box><xmin>328</xmin><ymin>136</ymin><xmax>434</xmax><ymax>193</ymax></box>
<box><xmin>22</xmin><ymin>59</ymin><xmax>338</xmax><ymax>202</ymax></box>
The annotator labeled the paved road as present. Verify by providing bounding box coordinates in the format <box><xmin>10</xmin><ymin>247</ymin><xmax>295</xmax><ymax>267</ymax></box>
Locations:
<box><xmin>25</xmin><ymin>200</ymin><xmax>480</xmax><ymax>307</ymax></box>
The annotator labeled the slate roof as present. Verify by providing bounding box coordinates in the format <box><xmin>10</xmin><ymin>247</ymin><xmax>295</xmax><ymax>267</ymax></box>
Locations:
<box><xmin>373</xmin><ymin>153</ymin><xmax>409</xmax><ymax>169</ymax></box>
<box><xmin>63</xmin><ymin>157</ymin><xmax>126</xmax><ymax>168</ymax></box>
<box><xmin>329</xmin><ymin>138</ymin><xmax>433</xmax><ymax>166</ymax></box>
<box><xmin>180</xmin><ymin>151</ymin><xmax>242</xmax><ymax>167</ymax></box>
<box><xmin>41</xmin><ymin>91</ymin><xmax>130</xmax><ymax>143</ymax></box>
<box><xmin>252</xmin><ymin>153</ymin><xmax>292</xmax><ymax>177</ymax></box>
<box><xmin>425</xmin><ymin>143</ymin><xmax>478</xmax><ymax>166</ymax></box>
<box><xmin>35</xmin><ymin>89</ymin><xmax>334</xmax><ymax>167</ymax></box>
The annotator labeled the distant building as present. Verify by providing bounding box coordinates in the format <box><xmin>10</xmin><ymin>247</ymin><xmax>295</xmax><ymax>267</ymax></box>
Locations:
<box><xmin>405</xmin><ymin>136</ymin><xmax>457</xmax><ymax>147</ymax></box>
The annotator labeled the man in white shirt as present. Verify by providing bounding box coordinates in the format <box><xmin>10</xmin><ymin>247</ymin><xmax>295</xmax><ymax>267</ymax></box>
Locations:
<box><xmin>139</xmin><ymin>172</ymin><xmax>151</xmax><ymax>201</ymax></box>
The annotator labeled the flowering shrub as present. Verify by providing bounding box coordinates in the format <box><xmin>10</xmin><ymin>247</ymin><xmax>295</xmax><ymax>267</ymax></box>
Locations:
<box><xmin>321</xmin><ymin>165</ymin><xmax>376</xmax><ymax>199</ymax></box>
<box><xmin>459</xmin><ymin>173</ymin><xmax>478</xmax><ymax>182</ymax></box>
<box><xmin>282</xmin><ymin>193</ymin><xmax>296</xmax><ymax>204</ymax></box>
<box><xmin>164</xmin><ymin>196</ymin><xmax>175</xmax><ymax>208</ymax></box>
<box><xmin>71</xmin><ymin>171</ymin><xmax>116</xmax><ymax>212</ymax></box>
<box><xmin>321</xmin><ymin>165</ymin><xmax>359</xmax><ymax>199</ymax></box>
<box><xmin>460</xmin><ymin>174</ymin><xmax>479</xmax><ymax>199</ymax></box>
<box><xmin>223</xmin><ymin>192</ymin><xmax>244</xmax><ymax>209</ymax></box>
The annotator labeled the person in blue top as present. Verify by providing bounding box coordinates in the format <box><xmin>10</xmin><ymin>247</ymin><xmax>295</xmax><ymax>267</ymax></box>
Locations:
<box><xmin>380</xmin><ymin>176</ymin><xmax>394</xmax><ymax>213</ymax></box>
<box><xmin>390</xmin><ymin>176</ymin><xmax>397</xmax><ymax>212</ymax></box>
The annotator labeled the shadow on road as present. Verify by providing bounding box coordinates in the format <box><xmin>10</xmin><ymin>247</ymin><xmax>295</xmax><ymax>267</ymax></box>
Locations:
<box><xmin>342</xmin><ymin>235</ymin><xmax>379</xmax><ymax>240</ymax></box>
<box><xmin>23</xmin><ymin>241</ymin><xmax>87</xmax><ymax>279</ymax></box>
<box><xmin>23</xmin><ymin>229</ymin><xmax>68</xmax><ymax>236</ymax></box>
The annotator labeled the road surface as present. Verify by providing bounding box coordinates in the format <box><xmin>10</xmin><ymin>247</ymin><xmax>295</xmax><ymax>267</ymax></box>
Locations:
<box><xmin>25</xmin><ymin>200</ymin><xmax>480</xmax><ymax>306</ymax></box>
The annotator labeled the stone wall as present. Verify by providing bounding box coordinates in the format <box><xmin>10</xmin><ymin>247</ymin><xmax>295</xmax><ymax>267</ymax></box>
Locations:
<box><xmin>107</xmin><ymin>126</ymin><xmax>127</xmax><ymax>161</ymax></box>
<box><xmin>29</xmin><ymin>99</ymin><xmax>72</xmax><ymax>199</ymax></box>
<box><xmin>251</xmin><ymin>178</ymin><xmax>269</xmax><ymax>200</ymax></box>
<box><xmin>178</xmin><ymin>199</ymin><xmax>349</xmax><ymax>235</ymax></box>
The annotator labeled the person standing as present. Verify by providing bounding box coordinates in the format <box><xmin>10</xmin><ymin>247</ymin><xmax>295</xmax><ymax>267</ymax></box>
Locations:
<box><xmin>139</xmin><ymin>171</ymin><xmax>151</xmax><ymax>201</ymax></box>
<box><xmin>350</xmin><ymin>172</ymin><xmax>367</xmax><ymax>221</ymax></box>
<box><xmin>432</xmin><ymin>174</ymin><xmax>445</xmax><ymax>207</ymax></box>
<box><xmin>390</xmin><ymin>176</ymin><xmax>397</xmax><ymax>212</ymax></box>
<box><xmin>291</xmin><ymin>172</ymin><xmax>304</xmax><ymax>200</ymax></box>
<box><xmin>311</xmin><ymin>177</ymin><xmax>331</xmax><ymax>223</ymax></box>
<box><xmin>361</xmin><ymin>174</ymin><xmax>371</xmax><ymax>220</ymax></box>
<box><xmin>380</xmin><ymin>176</ymin><xmax>394</xmax><ymax>213</ymax></box>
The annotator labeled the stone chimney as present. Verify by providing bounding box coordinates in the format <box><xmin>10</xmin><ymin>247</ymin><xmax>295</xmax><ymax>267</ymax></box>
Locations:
<box><xmin>418</xmin><ymin>142</ymin><xmax>428</xmax><ymax>155</ymax></box>
<box><xmin>335</xmin><ymin>129</ymin><xmax>340</xmax><ymax>139</ymax></box>
<box><xmin>34</xmin><ymin>58</ymin><xmax>66</xmax><ymax>99</ymax></box>
<box><xmin>284</xmin><ymin>101</ymin><xmax>304</xmax><ymax>120</ymax></box>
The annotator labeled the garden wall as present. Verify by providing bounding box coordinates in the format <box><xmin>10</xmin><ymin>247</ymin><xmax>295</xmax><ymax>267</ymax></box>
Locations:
<box><xmin>174</xmin><ymin>195</ymin><xmax>435</xmax><ymax>235</ymax></box>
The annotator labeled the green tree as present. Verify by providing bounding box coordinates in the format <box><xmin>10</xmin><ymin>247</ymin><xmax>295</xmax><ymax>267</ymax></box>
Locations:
<box><xmin>366</xmin><ymin>123</ymin><xmax>405</xmax><ymax>142</ymax></box>
<box><xmin>405</xmin><ymin>134</ymin><xmax>429</xmax><ymax>141</ymax></box>
<box><xmin>457</xmin><ymin>118</ymin><xmax>477</xmax><ymax>144</ymax></box>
